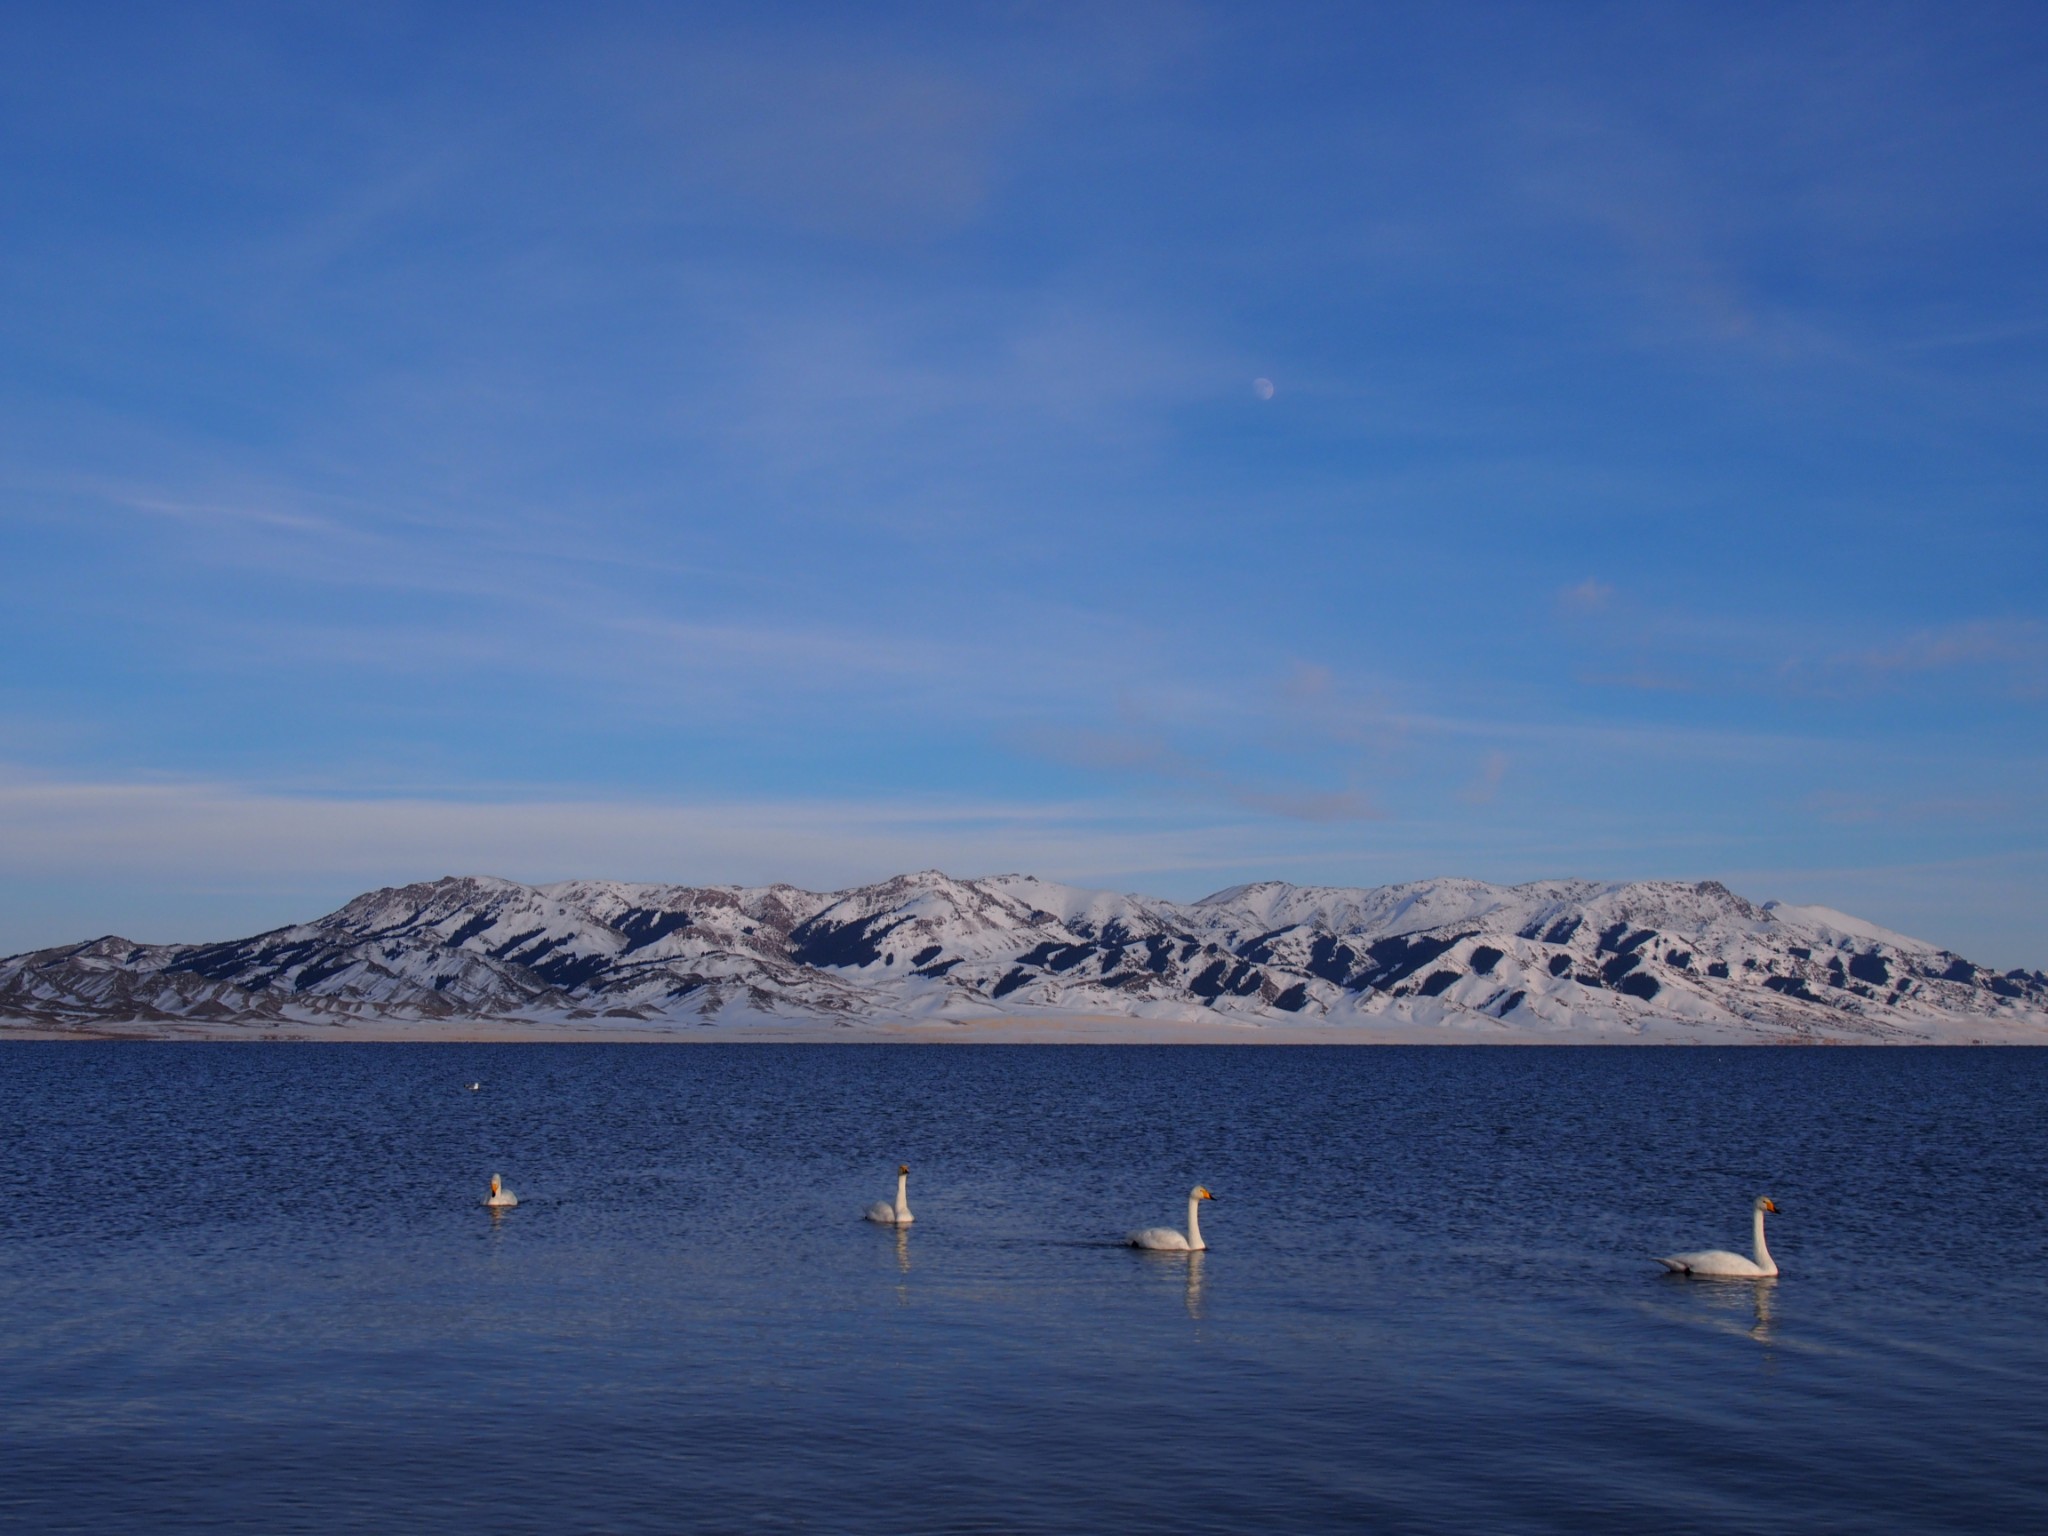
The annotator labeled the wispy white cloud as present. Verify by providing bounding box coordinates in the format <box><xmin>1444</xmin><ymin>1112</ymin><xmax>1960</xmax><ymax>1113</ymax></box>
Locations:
<box><xmin>636</xmin><ymin>51</ymin><xmax>1009</xmax><ymax>242</ymax></box>
<box><xmin>3</xmin><ymin>760</ymin><xmax>2040</xmax><ymax>966</ymax></box>
<box><xmin>1552</xmin><ymin>577</ymin><xmax>2048</xmax><ymax>707</ymax></box>
<box><xmin>0</xmin><ymin>771</ymin><xmax>1120</xmax><ymax>885</ymax></box>
<box><xmin>113</xmin><ymin>491</ymin><xmax>339</xmax><ymax>537</ymax></box>
<box><xmin>1459</xmin><ymin>749</ymin><xmax>1509</xmax><ymax>805</ymax></box>
<box><xmin>0</xmin><ymin>766</ymin><xmax>1393</xmax><ymax>951</ymax></box>
<box><xmin>1556</xmin><ymin>577</ymin><xmax>1613</xmax><ymax>615</ymax></box>
<box><xmin>1827</xmin><ymin>619</ymin><xmax>2047</xmax><ymax>698</ymax></box>
<box><xmin>1024</xmin><ymin>724</ymin><xmax>1382</xmax><ymax>825</ymax></box>
<box><xmin>1801</xmin><ymin>787</ymin><xmax>2037</xmax><ymax>826</ymax></box>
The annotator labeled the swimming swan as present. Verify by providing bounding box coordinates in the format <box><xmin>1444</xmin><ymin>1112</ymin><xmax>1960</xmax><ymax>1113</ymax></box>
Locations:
<box><xmin>1658</xmin><ymin>1196</ymin><xmax>1778</xmax><ymax>1277</ymax></box>
<box><xmin>865</xmin><ymin>1164</ymin><xmax>914</xmax><ymax>1225</ymax></box>
<box><xmin>1128</xmin><ymin>1186</ymin><xmax>1216</xmax><ymax>1251</ymax></box>
<box><xmin>484</xmin><ymin>1173</ymin><xmax>518</xmax><ymax>1208</ymax></box>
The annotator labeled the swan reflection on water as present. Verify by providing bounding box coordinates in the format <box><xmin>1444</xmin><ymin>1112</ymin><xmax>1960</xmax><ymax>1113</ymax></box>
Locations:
<box><xmin>893</xmin><ymin>1224</ymin><xmax>911</xmax><ymax>1275</ymax></box>
<box><xmin>1131</xmin><ymin>1245</ymin><xmax>1206</xmax><ymax>1320</ymax></box>
<box><xmin>483</xmin><ymin>1175</ymin><xmax>517</xmax><ymax>1227</ymax></box>
<box><xmin>1747</xmin><ymin>1278</ymin><xmax>1776</xmax><ymax>1342</ymax></box>
<box><xmin>1659</xmin><ymin>1270</ymin><xmax>1778</xmax><ymax>1344</ymax></box>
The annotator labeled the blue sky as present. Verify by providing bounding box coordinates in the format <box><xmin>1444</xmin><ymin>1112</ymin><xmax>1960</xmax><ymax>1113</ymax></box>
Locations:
<box><xmin>2</xmin><ymin>2</ymin><xmax>2044</xmax><ymax>965</ymax></box>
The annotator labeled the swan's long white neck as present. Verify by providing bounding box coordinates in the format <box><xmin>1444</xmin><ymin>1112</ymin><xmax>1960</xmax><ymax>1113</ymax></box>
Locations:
<box><xmin>1186</xmin><ymin>1192</ymin><xmax>1205</xmax><ymax>1251</ymax></box>
<box><xmin>1752</xmin><ymin>1204</ymin><xmax>1776</xmax><ymax>1276</ymax></box>
<box><xmin>895</xmin><ymin>1170</ymin><xmax>911</xmax><ymax>1220</ymax></box>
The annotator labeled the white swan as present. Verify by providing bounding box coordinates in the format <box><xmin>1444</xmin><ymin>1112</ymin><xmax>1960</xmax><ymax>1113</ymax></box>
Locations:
<box><xmin>865</xmin><ymin>1164</ymin><xmax>914</xmax><ymax>1225</ymax></box>
<box><xmin>1658</xmin><ymin>1196</ymin><xmax>1778</xmax><ymax>1277</ymax></box>
<box><xmin>483</xmin><ymin>1173</ymin><xmax>518</xmax><ymax>1208</ymax></box>
<box><xmin>1128</xmin><ymin>1186</ymin><xmax>1216</xmax><ymax>1251</ymax></box>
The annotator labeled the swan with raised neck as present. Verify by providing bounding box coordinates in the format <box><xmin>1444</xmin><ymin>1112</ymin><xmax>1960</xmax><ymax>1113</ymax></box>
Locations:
<box><xmin>865</xmin><ymin>1164</ymin><xmax>914</xmax><ymax>1225</ymax></box>
<box><xmin>1128</xmin><ymin>1186</ymin><xmax>1216</xmax><ymax>1251</ymax></box>
<box><xmin>1657</xmin><ymin>1196</ymin><xmax>1778</xmax><ymax>1277</ymax></box>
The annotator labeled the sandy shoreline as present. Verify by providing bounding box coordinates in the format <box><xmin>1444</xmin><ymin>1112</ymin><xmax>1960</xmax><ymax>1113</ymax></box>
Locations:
<box><xmin>0</xmin><ymin>1015</ymin><xmax>1483</xmax><ymax>1044</ymax></box>
<box><xmin>5</xmin><ymin>1013</ymin><xmax>2038</xmax><ymax>1044</ymax></box>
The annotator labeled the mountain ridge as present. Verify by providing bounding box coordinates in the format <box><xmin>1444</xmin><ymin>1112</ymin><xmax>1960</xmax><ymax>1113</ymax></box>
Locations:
<box><xmin>4</xmin><ymin>870</ymin><xmax>2043</xmax><ymax>1042</ymax></box>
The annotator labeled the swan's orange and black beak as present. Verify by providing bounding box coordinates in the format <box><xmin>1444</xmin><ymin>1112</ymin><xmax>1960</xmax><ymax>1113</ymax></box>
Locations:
<box><xmin>1762</xmin><ymin>1198</ymin><xmax>1778</xmax><ymax>1213</ymax></box>
<box><xmin>899</xmin><ymin>1164</ymin><xmax>910</xmax><ymax>1174</ymax></box>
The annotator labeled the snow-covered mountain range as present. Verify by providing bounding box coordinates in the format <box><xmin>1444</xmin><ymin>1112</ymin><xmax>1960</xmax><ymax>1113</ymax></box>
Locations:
<box><xmin>4</xmin><ymin>871</ymin><xmax>2044</xmax><ymax>1042</ymax></box>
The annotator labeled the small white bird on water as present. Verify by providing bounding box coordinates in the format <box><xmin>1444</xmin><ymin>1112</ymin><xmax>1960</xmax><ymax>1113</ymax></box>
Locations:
<box><xmin>1658</xmin><ymin>1196</ymin><xmax>1779</xmax><ymax>1277</ymax></box>
<box><xmin>468</xmin><ymin>1083</ymin><xmax>481</xmax><ymax>1092</ymax></box>
<box><xmin>484</xmin><ymin>1174</ymin><xmax>518</xmax><ymax>1208</ymax></box>
<box><xmin>865</xmin><ymin>1164</ymin><xmax>914</xmax><ymax>1225</ymax></box>
<box><xmin>1128</xmin><ymin>1186</ymin><xmax>1216</xmax><ymax>1251</ymax></box>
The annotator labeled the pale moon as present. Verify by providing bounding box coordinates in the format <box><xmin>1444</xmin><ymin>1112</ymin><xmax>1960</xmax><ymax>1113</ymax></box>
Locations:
<box><xmin>1253</xmin><ymin>377</ymin><xmax>1276</xmax><ymax>400</ymax></box>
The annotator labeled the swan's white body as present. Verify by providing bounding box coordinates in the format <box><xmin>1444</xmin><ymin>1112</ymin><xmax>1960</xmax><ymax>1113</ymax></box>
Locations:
<box><xmin>865</xmin><ymin>1165</ymin><xmax>914</xmax><ymax>1225</ymax></box>
<box><xmin>1658</xmin><ymin>1196</ymin><xmax>1778</xmax><ymax>1277</ymax></box>
<box><xmin>1128</xmin><ymin>1186</ymin><xmax>1216</xmax><ymax>1251</ymax></box>
<box><xmin>483</xmin><ymin>1174</ymin><xmax>518</xmax><ymax>1208</ymax></box>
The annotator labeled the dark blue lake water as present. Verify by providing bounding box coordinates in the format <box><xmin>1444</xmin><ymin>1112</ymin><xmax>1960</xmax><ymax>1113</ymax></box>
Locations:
<box><xmin>2</xmin><ymin>1044</ymin><xmax>2044</xmax><ymax>1534</ymax></box>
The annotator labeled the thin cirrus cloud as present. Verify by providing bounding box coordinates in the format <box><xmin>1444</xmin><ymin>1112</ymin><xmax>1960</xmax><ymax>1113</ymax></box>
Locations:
<box><xmin>627</xmin><ymin>51</ymin><xmax>1011</xmax><ymax>241</ymax></box>
<box><xmin>1802</xmin><ymin>789</ymin><xmax>2033</xmax><ymax>827</ymax></box>
<box><xmin>1556</xmin><ymin>578</ymin><xmax>1615</xmax><ymax>616</ymax></box>
<box><xmin>0</xmin><ymin>765</ymin><xmax>1404</xmax><ymax>953</ymax></box>
<box><xmin>1553</xmin><ymin>578</ymin><xmax>2044</xmax><ymax>707</ymax></box>
<box><xmin>0</xmin><ymin>772</ymin><xmax>1152</xmax><ymax>886</ymax></box>
<box><xmin>1459</xmin><ymin>750</ymin><xmax>1509</xmax><ymax>806</ymax></box>
<box><xmin>1829</xmin><ymin>620</ymin><xmax>2047</xmax><ymax>699</ymax></box>
<box><xmin>1022</xmin><ymin>725</ymin><xmax>1383</xmax><ymax>826</ymax></box>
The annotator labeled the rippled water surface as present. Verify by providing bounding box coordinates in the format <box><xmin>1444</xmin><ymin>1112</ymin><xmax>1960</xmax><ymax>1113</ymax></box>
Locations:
<box><xmin>2</xmin><ymin>1044</ymin><xmax>2045</xmax><ymax>1533</ymax></box>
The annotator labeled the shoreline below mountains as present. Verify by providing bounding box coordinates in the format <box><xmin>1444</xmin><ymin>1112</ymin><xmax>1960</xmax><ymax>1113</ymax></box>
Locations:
<box><xmin>8</xmin><ymin>1018</ymin><xmax>2045</xmax><ymax>1044</ymax></box>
